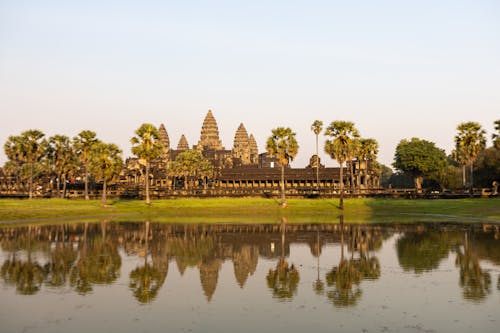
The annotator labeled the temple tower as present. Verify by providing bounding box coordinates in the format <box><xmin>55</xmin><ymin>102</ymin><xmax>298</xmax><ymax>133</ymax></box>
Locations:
<box><xmin>177</xmin><ymin>134</ymin><xmax>189</xmax><ymax>151</ymax></box>
<box><xmin>232</xmin><ymin>123</ymin><xmax>251</xmax><ymax>165</ymax></box>
<box><xmin>248</xmin><ymin>134</ymin><xmax>258</xmax><ymax>164</ymax></box>
<box><xmin>197</xmin><ymin>110</ymin><xmax>224</xmax><ymax>151</ymax></box>
<box><xmin>158</xmin><ymin>123</ymin><xmax>170</xmax><ymax>158</ymax></box>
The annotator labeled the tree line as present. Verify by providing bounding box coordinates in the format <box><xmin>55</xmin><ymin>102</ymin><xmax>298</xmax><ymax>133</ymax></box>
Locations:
<box><xmin>2</xmin><ymin>119</ymin><xmax>499</xmax><ymax>205</ymax></box>
<box><xmin>389</xmin><ymin>120</ymin><xmax>500</xmax><ymax>193</ymax></box>
<box><xmin>1</xmin><ymin>124</ymin><xmax>216</xmax><ymax>205</ymax></box>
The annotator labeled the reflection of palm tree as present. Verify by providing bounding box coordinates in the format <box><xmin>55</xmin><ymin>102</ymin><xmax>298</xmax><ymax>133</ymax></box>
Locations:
<box><xmin>129</xmin><ymin>222</ymin><xmax>166</xmax><ymax>304</ymax></box>
<box><xmin>266</xmin><ymin>217</ymin><xmax>300</xmax><ymax>300</ymax></box>
<box><xmin>325</xmin><ymin>259</ymin><xmax>362</xmax><ymax>307</ymax></box>
<box><xmin>44</xmin><ymin>225</ymin><xmax>77</xmax><ymax>287</ymax></box>
<box><xmin>325</xmin><ymin>217</ymin><xmax>362</xmax><ymax>307</ymax></box>
<box><xmin>70</xmin><ymin>222</ymin><xmax>121</xmax><ymax>294</ymax></box>
<box><xmin>266</xmin><ymin>258</ymin><xmax>300</xmax><ymax>300</ymax></box>
<box><xmin>455</xmin><ymin>231</ymin><xmax>491</xmax><ymax>302</ymax></box>
<box><xmin>358</xmin><ymin>257</ymin><xmax>380</xmax><ymax>280</ymax></box>
<box><xmin>129</xmin><ymin>264</ymin><xmax>164</xmax><ymax>304</ymax></box>
<box><xmin>0</xmin><ymin>226</ymin><xmax>44</xmax><ymax>295</ymax></box>
<box><xmin>312</xmin><ymin>229</ymin><xmax>324</xmax><ymax>296</ymax></box>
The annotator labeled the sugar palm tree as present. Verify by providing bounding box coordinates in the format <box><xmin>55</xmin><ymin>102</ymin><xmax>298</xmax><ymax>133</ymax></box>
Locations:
<box><xmin>492</xmin><ymin>119</ymin><xmax>500</xmax><ymax>150</ymax></box>
<box><xmin>48</xmin><ymin>135</ymin><xmax>77</xmax><ymax>198</ymax></box>
<box><xmin>4</xmin><ymin>130</ymin><xmax>46</xmax><ymax>198</ymax></box>
<box><xmin>324</xmin><ymin>121</ymin><xmax>359</xmax><ymax>210</ymax></box>
<box><xmin>131</xmin><ymin>124</ymin><xmax>164</xmax><ymax>205</ymax></box>
<box><xmin>89</xmin><ymin>142</ymin><xmax>123</xmax><ymax>206</ymax></box>
<box><xmin>454</xmin><ymin>122</ymin><xmax>486</xmax><ymax>192</ymax></box>
<box><xmin>266</xmin><ymin>127</ymin><xmax>299</xmax><ymax>208</ymax></box>
<box><xmin>452</xmin><ymin>147</ymin><xmax>468</xmax><ymax>189</ymax></box>
<box><xmin>357</xmin><ymin>138</ymin><xmax>379</xmax><ymax>190</ymax></box>
<box><xmin>169</xmin><ymin>149</ymin><xmax>205</xmax><ymax>190</ymax></box>
<box><xmin>73</xmin><ymin>130</ymin><xmax>100</xmax><ymax>200</ymax></box>
<box><xmin>310</xmin><ymin>120</ymin><xmax>323</xmax><ymax>191</ymax></box>
<box><xmin>347</xmin><ymin>138</ymin><xmax>361</xmax><ymax>193</ymax></box>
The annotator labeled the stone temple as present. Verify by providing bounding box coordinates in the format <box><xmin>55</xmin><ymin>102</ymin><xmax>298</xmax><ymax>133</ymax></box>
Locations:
<box><xmin>0</xmin><ymin>110</ymin><xmax>380</xmax><ymax>198</ymax></box>
<box><xmin>119</xmin><ymin>110</ymin><xmax>380</xmax><ymax>196</ymax></box>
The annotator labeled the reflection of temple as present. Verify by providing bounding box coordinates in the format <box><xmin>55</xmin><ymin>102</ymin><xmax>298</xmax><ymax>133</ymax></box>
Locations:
<box><xmin>5</xmin><ymin>223</ymin><xmax>497</xmax><ymax>304</ymax></box>
<box><xmin>0</xmin><ymin>223</ymin><xmax>391</xmax><ymax>301</ymax></box>
<box><xmin>119</xmin><ymin>110</ymin><xmax>381</xmax><ymax>197</ymax></box>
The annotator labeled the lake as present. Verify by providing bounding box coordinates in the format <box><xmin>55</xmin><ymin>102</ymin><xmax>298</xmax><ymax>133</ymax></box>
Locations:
<box><xmin>1</xmin><ymin>220</ymin><xmax>499</xmax><ymax>333</ymax></box>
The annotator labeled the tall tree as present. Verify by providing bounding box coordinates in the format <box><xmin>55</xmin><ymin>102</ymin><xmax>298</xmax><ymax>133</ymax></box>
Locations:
<box><xmin>492</xmin><ymin>119</ymin><xmax>500</xmax><ymax>150</ymax></box>
<box><xmin>131</xmin><ymin>124</ymin><xmax>164</xmax><ymax>205</ymax></box>
<box><xmin>393</xmin><ymin>138</ymin><xmax>447</xmax><ymax>193</ymax></box>
<box><xmin>266</xmin><ymin>127</ymin><xmax>299</xmax><ymax>208</ymax></box>
<box><xmin>452</xmin><ymin>147</ymin><xmax>468</xmax><ymax>189</ymax></box>
<box><xmin>4</xmin><ymin>130</ymin><xmax>46</xmax><ymax>198</ymax></box>
<box><xmin>310</xmin><ymin>120</ymin><xmax>323</xmax><ymax>191</ymax></box>
<box><xmin>169</xmin><ymin>149</ymin><xmax>213</xmax><ymax>190</ymax></box>
<box><xmin>357</xmin><ymin>138</ymin><xmax>379</xmax><ymax>190</ymax></box>
<box><xmin>324</xmin><ymin>121</ymin><xmax>359</xmax><ymax>210</ymax></box>
<box><xmin>347</xmin><ymin>138</ymin><xmax>361</xmax><ymax>192</ymax></box>
<box><xmin>454</xmin><ymin>122</ymin><xmax>486</xmax><ymax>192</ymax></box>
<box><xmin>48</xmin><ymin>135</ymin><xmax>77</xmax><ymax>198</ymax></box>
<box><xmin>73</xmin><ymin>130</ymin><xmax>99</xmax><ymax>200</ymax></box>
<box><xmin>89</xmin><ymin>142</ymin><xmax>123</xmax><ymax>206</ymax></box>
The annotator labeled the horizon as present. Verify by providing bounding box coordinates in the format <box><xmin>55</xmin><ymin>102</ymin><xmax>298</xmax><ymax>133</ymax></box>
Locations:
<box><xmin>1</xmin><ymin>0</ymin><xmax>499</xmax><ymax>168</ymax></box>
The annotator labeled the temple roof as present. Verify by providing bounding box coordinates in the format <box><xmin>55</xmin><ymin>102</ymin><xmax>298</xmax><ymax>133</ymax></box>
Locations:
<box><xmin>197</xmin><ymin>110</ymin><xmax>224</xmax><ymax>150</ymax></box>
<box><xmin>158</xmin><ymin>123</ymin><xmax>170</xmax><ymax>149</ymax></box>
<box><xmin>233</xmin><ymin>123</ymin><xmax>249</xmax><ymax>150</ymax></box>
<box><xmin>177</xmin><ymin>134</ymin><xmax>189</xmax><ymax>151</ymax></box>
<box><xmin>249</xmin><ymin>134</ymin><xmax>258</xmax><ymax>155</ymax></box>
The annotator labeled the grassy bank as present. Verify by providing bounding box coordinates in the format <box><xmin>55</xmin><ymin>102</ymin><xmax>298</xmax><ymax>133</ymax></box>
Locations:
<box><xmin>0</xmin><ymin>197</ymin><xmax>499</xmax><ymax>225</ymax></box>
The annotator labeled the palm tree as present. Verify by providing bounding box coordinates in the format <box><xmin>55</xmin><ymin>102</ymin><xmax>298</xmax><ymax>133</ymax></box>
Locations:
<box><xmin>131</xmin><ymin>124</ymin><xmax>164</xmax><ymax>205</ymax></box>
<box><xmin>310</xmin><ymin>120</ymin><xmax>323</xmax><ymax>191</ymax></box>
<box><xmin>266</xmin><ymin>127</ymin><xmax>299</xmax><ymax>208</ymax></box>
<box><xmin>324</xmin><ymin>121</ymin><xmax>359</xmax><ymax>210</ymax></box>
<box><xmin>73</xmin><ymin>130</ymin><xmax>99</xmax><ymax>200</ymax></box>
<box><xmin>169</xmin><ymin>149</ymin><xmax>205</xmax><ymax>190</ymax></box>
<box><xmin>48</xmin><ymin>135</ymin><xmax>77</xmax><ymax>198</ymax></box>
<box><xmin>492</xmin><ymin>119</ymin><xmax>500</xmax><ymax>150</ymax></box>
<box><xmin>347</xmin><ymin>138</ymin><xmax>361</xmax><ymax>193</ymax></box>
<box><xmin>454</xmin><ymin>122</ymin><xmax>486</xmax><ymax>193</ymax></box>
<box><xmin>89</xmin><ymin>142</ymin><xmax>123</xmax><ymax>206</ymax></box>
<box><xmin>357</xmin><ymin>138</ymin><xmax>379</xmax><ymax>190</ymax></box>
<box><xmin>452</xmin><ymin>147</ymin><xmax>468</xmax><ymax>189</ymax></box>
<box><xmin>4</xmin><ymin>130</ymin><xmax>46</xmax><ymax>198</ymax></box>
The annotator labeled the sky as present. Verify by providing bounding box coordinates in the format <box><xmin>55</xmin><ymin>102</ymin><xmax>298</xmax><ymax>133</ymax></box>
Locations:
<box><xmin>1</xmin><ymin>0</ymin><xmax>499</xmax><ymax>168</ymax></box>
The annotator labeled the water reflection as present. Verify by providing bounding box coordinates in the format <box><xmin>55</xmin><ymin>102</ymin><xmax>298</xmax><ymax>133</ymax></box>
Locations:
<box><xmin>266</xmin><ymin>218</ymin><xmax>300</xmax><ymax>301</ymax></box>
<box><xmin>128</xmin><ymin>221</ymin><xmax>167</xmax><ymax>304</ymax></box>
<box><xmin>324</xmin><ymin>215</ymin><xmax>381</xmax><ymax>307</ymax></box>
<box><xmin>1</xmin><ymin>221</ymin><xmax>499</xmax><ymax>306</ymax></box>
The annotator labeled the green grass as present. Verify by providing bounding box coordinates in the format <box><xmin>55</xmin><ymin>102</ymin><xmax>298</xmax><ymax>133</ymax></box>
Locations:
<box><xmin>0</xmin><ymin>197</ymin><xmax>498</xmax><ymax>225</ymax></box>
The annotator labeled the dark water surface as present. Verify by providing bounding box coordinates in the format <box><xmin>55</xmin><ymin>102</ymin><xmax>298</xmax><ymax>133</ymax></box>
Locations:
<box><xmin>1</xmin><ymin>221</ymin><xmax>499</xmax><ymax>333</ymax></box>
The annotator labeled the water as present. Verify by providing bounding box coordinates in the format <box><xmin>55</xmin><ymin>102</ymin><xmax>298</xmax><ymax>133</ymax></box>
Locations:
<box><xmin>0</xmin><ymin>222</ymin><xmax>499</xmax><ymax>333</ymax></box>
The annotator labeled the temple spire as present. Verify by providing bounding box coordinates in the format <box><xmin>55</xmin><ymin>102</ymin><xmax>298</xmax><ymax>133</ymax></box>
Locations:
<box><xmin>158</xmin><ymin>124</ymin><xmax>170</xmax><ymax>147</ymax></box>
<box><xmin>197</xmin><ymin>109</ymin><xmax>224</xmax><ymax>150</ymax></box>
<box><xmin>248</xmin><ymin>134</ymin><xmax>258</xmax><ymax>164</ymax></box>
<box><xmin>177</xmin><ymin>134</ymin><xmax>189</xmax><ymax>151</ymax></box>
<box><xmin>232</xmin><ymin>123</ymin><xmax>250</xmax><ymax>165</ymax></box>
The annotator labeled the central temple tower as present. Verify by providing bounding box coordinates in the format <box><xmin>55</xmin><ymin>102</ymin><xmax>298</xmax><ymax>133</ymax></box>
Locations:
<box><xmin>196</xmin><ymin>110</ymin><xmax>224</xmax><ymax>151</ymax></box>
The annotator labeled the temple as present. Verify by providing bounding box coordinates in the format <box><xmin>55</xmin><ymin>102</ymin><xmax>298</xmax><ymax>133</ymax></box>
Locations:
<box><xmin>0</xmin><ymin>110</ymin><xmax>381</xmax><ymax>198</ymax></box>
<box><xmin>120</xmin><ymin>110</ymin><xmax>380</xmax><ymax>197</ymax></box>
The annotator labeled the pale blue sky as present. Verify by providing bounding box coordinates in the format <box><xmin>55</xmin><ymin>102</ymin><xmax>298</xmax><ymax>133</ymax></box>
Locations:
<box><xmin>1</xmin><ymin>0</ymin><xmax>499</xmax><ymax>167</ymax></box>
